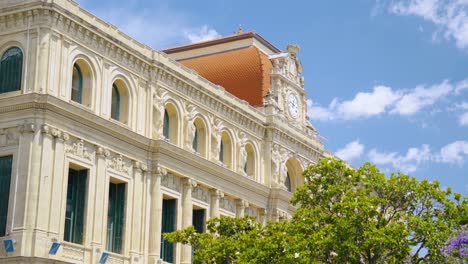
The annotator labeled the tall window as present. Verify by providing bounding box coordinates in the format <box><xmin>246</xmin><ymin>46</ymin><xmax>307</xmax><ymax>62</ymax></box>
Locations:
<box><xmin>111</xmin><ymin>84</ymin><xmax>120</xmax><ymax>121</ymax></box>
<box><xmin>163</xmin><ymin>109</ymin><xmax>170</xmax><ymax>139</ymax></box>
<box><xmin>161</xmin><ymin>199</ymin><xmax>176</xmax><ymax>263</ymax></box>
<box><xmin>71</xmin><ymin>64</ymin><xmax>83</xmax><ymax>103</ymax></box>
<box><xmin>0</xmin><ymin>156</ymin><xmax>13</xmax><ymax>237</ymax></box>
<box><xmin>107</xmin><ymin>182</ymin><xmax>126</xmax><ymax>254</ymax></box>
<box><xmin>192</xmin><ymin>209</ymin><xmax>205</xmax><ymax>233</ymax></box>
<box><xmin>285</xmin><ymin>172</ymin><xmax>292</xmax><ymax>192</ymax></box>
<box><xmin>192</xmin><ymin>125</ymin><xmax>198</xmax><ymax>152</ymax></box>
<box><xmin>64</xmin><ymin>168</ymin><xmax>87</xmax><ymax>244</ymax></box>
<box><xmin>0</xmin><ymin>47</ymin><xmax>23</xmax><ymax>94</ymax></box>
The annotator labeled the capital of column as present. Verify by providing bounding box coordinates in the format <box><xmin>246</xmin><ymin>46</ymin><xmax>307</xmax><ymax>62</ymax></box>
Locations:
<box><xmin>18</xmin><ymin>122</ymin><xmax>36</xmax><ymax>134</ymax></box>
<box><xmin>96</xmin><ymin>146</ymin><xmax>110</xmax><ymax>158</ymax></box>
<box><xmin>41</xmin><ymin>124</ymin><xmax>63</xmax><ymax>139</ymax></box>
<box><xmin>236</xmin><ymin>199</ymin><xmax>249</xmax><ymax>209</ymax></box>
<box><xmin>133</xmin><ymin>160</ymin><xmax>148</xmax><ymax>173</ymax></box>
<box><xmin>153</xmin><ymin>165</ymin><xmax>167</xmax><ymax>177</ymax></box>
<box><xmin>182</xmin><ymin>178</ymin><xmax>197</xmax><ymax>190</ymax></box>
<box><xmin>210</xmin><ymin>189</ymin><xmax>224</xmax><ymax>199</ymax></box>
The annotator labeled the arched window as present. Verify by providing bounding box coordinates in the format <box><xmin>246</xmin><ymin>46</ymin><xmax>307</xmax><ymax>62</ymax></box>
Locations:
<box><xmin>71</xmin><ymin>59</ymin><xmax>93</xmax><ymax>108</ymax></box>
<box><xmin>110</xmin><ymin>80</ymin><xmax>130</xmax><ymax>124</ymax></box>
<box><xmin>71</xmin><ymin>64</ymin><xmax>83</xmax><ymax>103</ymax></box>
<box><xmin>285</xmin><ymin>172</ymin><xmax>292</xmax><ymax>192</ymax></box>
<box><xmin>285</xmin><ymin>158</ymin><xmax>303</xmax><ymax>192</ymax></box>
<box><xmin>111</xmin><ymin>84</ymin><xmax>120</xmax><ymax>120</ymax></box>
<box><xmin>163</xmin><ymin>109</ymin><xmax>170</xmax><ymax>139</ymax></box>
<box><xmin>192</xmin><ymin>125</ymin><xmax>199</xmax><ymax>151</ymax></box>
<box><xmin>219</xmin><ymin>132</ymin><xmax>233</xmax><ymax>169</ymax></box>
<box><xmin>163</xmin><ymin>104</ymin><xmax>179</xmax><ymax>144</ymax></box>
<box><xmin>192</xmin><ymin>118</ymin><xmax>208</xmax><ymax>157</ymax></box>
<box><xmin>244</xmin><ymin>144</ymin><xmax>255</xmax><ymax>178</ymax></box>
<box><xmin>0</xmin><ymin>47</ymin><xmax>23</xmax><ymax>94</ymax></box>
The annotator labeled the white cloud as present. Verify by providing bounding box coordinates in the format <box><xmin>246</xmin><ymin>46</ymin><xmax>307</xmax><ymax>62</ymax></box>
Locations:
<box><xmin>76</xmin><ymin>3</ymin><xmax>220</xmax><ymax>49</ymax></box>
<box><xmin>437</xmin><ymin>140</ymin><xmax>468</xmax><ymax>163</ymax></box>
<box><xmin>391</xmin><ymin>80</ymin><xmax>453</xmax><ymax>115</ymax></box>
<box><xmin>389</xmin><ymin>0</ymin><xmax>468</xmax><ymax>50</ymax></box>
<box><xmin>307</xmin><ymin>79</ymin><xmax>466</xmax><ymax>122</ymax></box>
<box><xmin>337</xmin><ymin>86</ymin><xmax>401</xmax><ymax>119</ymax></box>
<box><xmin>335</xmin><ymin>140</ymin><xmax>365</xmax><ymax>161</ymax></box>
<box><xmin>306</xmin><ymin>99</ymin><xmax>335</xmax><ymax>121</ymax></box>
<box><xmin>368</xmin><ymin>144</ymin><xmax>432</xmax><ymax>173</ymax></box>
<box><xmin>460</xmin><ymin>111</ymin><xmax>468</xmax><ymax>126</ymax></box>
<box><xmin>367</xmin><ymin>140</ymin><xmax>468</xmax><ymax>172</ymax></box>
<box><xmin>184</xmin><ymin>25</ymin><xmax>222</xmax><ymax>43</ymax></box>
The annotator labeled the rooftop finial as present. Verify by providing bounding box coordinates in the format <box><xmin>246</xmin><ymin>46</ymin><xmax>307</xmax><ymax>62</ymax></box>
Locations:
<box><xmin>237</xmin><ymin>24</ymin><xmax>243</xmax><ymax>34</ymax></box>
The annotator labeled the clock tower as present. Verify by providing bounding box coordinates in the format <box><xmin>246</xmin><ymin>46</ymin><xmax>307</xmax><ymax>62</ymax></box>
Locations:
<box><xmin>267</xmin><ymin>44</ymin><xmax>310</xmax><ymax>129</ymax></box>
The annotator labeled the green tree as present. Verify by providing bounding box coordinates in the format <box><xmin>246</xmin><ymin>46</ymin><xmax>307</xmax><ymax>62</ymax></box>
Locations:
<box><xmin>165</xmin><ymin>158</ymin><xmax>466</xmax><ymax>263</ymax></box>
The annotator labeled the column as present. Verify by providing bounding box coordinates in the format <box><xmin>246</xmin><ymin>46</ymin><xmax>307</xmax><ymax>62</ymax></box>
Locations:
<box><xmin>148</xmin><ymin>167</ymin><xmax>165</xmax><ymax>263</ymax></box>
<box><xmin>236</xmin><ymin>199</ymin><xmax>249</xmax><ymax>218</ymax></box>
<box><xmin>181</xmin><ymin>178</ymin><xmax>197</xmax><ymax>264</ymax></box>
<box><xmin>209</xmin><ymin>189</ymin><xmax>224</xmax><ymax>219</ymax></box>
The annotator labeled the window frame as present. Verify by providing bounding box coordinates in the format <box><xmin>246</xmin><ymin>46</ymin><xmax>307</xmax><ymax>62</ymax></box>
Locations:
<box><xmin>0</xmin><ymin>46</ymin><xmax>23</xmax><ymax>94</ymax></box>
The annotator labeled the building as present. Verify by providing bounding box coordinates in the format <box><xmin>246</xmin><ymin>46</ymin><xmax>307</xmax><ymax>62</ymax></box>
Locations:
<box><xmin>0</xmin><ymin>0</ymin><xmax>324</xmax><ymax>263</ymax></box>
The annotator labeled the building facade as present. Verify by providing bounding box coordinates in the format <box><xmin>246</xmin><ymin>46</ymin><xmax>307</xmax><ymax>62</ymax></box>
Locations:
<box><xmin>0</xmin><ymin>0</ymin><xmax>324</xmax><ymax>263</ymax></box>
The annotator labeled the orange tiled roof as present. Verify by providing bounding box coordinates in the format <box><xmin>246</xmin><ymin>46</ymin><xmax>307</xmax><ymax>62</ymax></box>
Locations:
<box><xmin>178</xmin><ymin>46</ymin><xmax>272</xmax><ymax>106</ymax></box>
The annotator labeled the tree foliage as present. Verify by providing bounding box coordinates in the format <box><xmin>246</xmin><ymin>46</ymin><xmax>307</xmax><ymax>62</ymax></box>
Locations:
<box><xmin>165</xmin><ymin>158</ymin><xmax>467</xmax><ymax>263</ymax></box>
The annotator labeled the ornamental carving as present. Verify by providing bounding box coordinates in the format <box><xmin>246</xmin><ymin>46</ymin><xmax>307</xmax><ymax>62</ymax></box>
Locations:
<box><xmin>66</xmin><ymin>139</ymin><xmax>93</xmax><ymax>162</ymax></box>
<box><xmin>108</xmin><ymin>154</ymin><xmax>129</xmax><ymax>174</ymax></box>
<box><xmin>162</xmin><ymin>173</ymin><xmax>180</xmax><ymax>192</ymax></box>
<box><xmin>220</xmin><ymin>196</ymin><xmax>235</xmax><ymax>213</ymax></box>
<box><xmin>193</xmin><ymin>185</ymin><xmax>210</xmax><ymax>203</ymax></box>
<box><xmin>0</xmin><ymin>127</ymin><xmax>19</xmax><ymax>146</ymax></box>
<box><xmin>184</xmin><ymin>103</ymin><xmax>197</xmax><ymax>150</ymax></box>
<box><xmin>245</xmin><ymin>207</ymin><xmax>257</xmax><ymax>217</ymax></box>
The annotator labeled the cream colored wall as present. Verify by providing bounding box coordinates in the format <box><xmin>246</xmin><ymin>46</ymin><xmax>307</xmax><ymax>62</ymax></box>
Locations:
<box><xmin>0</xmin><ymin>1</ymin><xmax>325</xmax><ymax>263</ymax></box>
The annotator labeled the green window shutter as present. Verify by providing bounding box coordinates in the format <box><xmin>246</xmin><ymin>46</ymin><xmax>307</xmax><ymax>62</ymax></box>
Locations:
<box><xmin>114</xmin><ymin>183</ymin><xmax>125</xmax><ymax>253</ymax></box>
<box><xmin>192</xmin><ymin>126</ymin><xmax>198</xmax><ymax>151</ymax></box>
<box><xmin>0</xmin><ymin>47</ymin><xmax>22</xmax><ymax>94</ymax></box>
<box><xmin>64</xmin><ymin>168</ymin><xmax>87</xmax><ymax>244</ymax></box>
<box><xmin>111</xmin><ymin>85</ymin><xmax>121</xmax><ymax>120</ymax></box>
<box><xmin>107</xmin><ymin>183</ymin><xmax>116</xmax><ymax>252</ymax></box>
<box><xmin>107</xmin><ymin>182</ymin><xmax>126</xmax><ymax>254</ymax></box>
<box><xmin>163</xmin><ymin>109</ymin><xmax>170</xmax><ymax>139</ymax></box>
<box><xmin>219</xmin><ymin>141</ymin><xmax>224</xmax><ymax>162</ymax></box>
<box><xmin>74</xmin><ymin>170</ymin><xmax>87</xmax><ymax>244</ymax></box>
<box><xmin>0</xmin><ymin>156</ymin><xmax>13</xmax><ymax>237</ymax></box>
<box><xmin>71</xmin><ymin>64</ymin><xmax>83</xmax><ymax>103</ymax></box>
<box><xmin>161</xmin><ymin>199</ymin><xmax>176</xmax><ymax>263</ymax></box>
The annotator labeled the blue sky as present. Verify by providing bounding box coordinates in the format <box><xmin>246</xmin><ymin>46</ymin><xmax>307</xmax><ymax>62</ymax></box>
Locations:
<box><xmin>76</xmin><ymin>0</ymin><xmax>468</xmax><ymax>194</ymax></box>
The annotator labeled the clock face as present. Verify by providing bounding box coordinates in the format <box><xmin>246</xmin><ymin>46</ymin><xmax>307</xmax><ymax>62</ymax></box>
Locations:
<box><xmin>287</xmin><ymin>93</ymin><xmax>299</xmax><ymax>118</ymax></box>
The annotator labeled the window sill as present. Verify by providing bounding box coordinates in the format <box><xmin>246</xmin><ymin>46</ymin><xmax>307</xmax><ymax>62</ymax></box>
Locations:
<box><xmin>108</xmin><ymin>118</ymin><xmax>131</xmax><ymax>130</ymax></box>
<box><xmin>69</xmin><ymin>100</ymin><xmax>94</xmax><ymax>113</ymax></box>
<box><xmin>0</xmin><ymin>90</ymin><xmax>22</xmax><ymax>99</ymax></box>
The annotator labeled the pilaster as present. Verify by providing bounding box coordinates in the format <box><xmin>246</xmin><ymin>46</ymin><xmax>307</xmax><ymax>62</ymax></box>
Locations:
<box><xmin>209</xmin><ymin>189</ymin><xmax>224</xmax><ymax>219</ymax></box>
<box><xmin>181</xmin><ymin>178</ymin><xmax>197</xmax><ymax>264</ymax></box>
<box><xmin>148</xmin><ymin>166</ymin><xmax>165</xmax><ymax>263</ymax></box>
<box><xmin>90</xmin><ymin>146</ymin><xmax>109</xmax><ymax>263</ymax></box>
<box><xmin>235</xmin><ymin>199</ymin><xmax>249</xmax><ymax>218</ymax></box>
